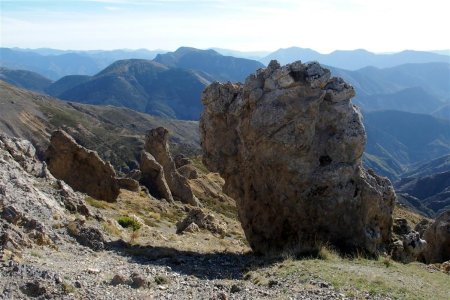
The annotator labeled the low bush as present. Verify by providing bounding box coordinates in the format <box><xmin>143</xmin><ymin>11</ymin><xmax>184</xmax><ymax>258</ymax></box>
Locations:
<box><xmin>117</xmin><ymin>216</ymin><xmax>141</xmax><ymax>231</ymax></box>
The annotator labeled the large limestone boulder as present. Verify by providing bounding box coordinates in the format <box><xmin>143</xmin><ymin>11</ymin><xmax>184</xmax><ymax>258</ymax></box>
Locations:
<box><xmin>422</xmin><ymin>210</ymin><xmax>450</xmax><ymax>263</ymax></box>
<box><xmin>45</xmin><ymin>130</ymin><xmax>120</xmax><ymax>202</ymax></box>
<box><xmin>144</xmin><ymin>127</ymin><xmax>199</xmax><ymax>206</ymax></box>
<box><xmin>200</xmin><ymin>60</ymin><xmax>396</xmax><ymax>255</ymax></box>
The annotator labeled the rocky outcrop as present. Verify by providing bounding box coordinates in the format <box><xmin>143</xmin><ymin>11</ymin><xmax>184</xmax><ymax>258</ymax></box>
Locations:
<box><xmin>200</xmin><ymin>60</ymin><xmax>396</xmax><ymax>255</ymax></box>
<box><xmin>422</xmin><ymin>210</ymin><xmax>450</xmax><ymax>263</ymax></box>
<box><xmin>391</xmin><ymin>218</ymin><xmax>427</xmax><ymax>263</ymax></box>
<box><xmin>391</xmin><ymin>232</ymin><xmax>427</xmax><ymax>263</ymax></box>
<box><xmin>116</xmin><ymin>178</ymin><xmax>140</xmax><ymax>193</ymax></box>
<box><xmin>140</xmin><ymin>152</ymin><xmax>174</xmax><ymax>202</ymax></box>
<box><xmin>144</xmin><ymin>127</ymin><xmax>199</xmax><ymax>206</ymax></box>
<box><xmin>177</xmin><ymin>164</ymin><xmax>199</xmax><ymax>180</ymax></box>
<box><xmin>45</xmin><ymin>130</ymin><xmax>120</xmax><ymax>202</ymax></box>
<box><xmin>176</xmin><ymin>207</ymin><xmax>227</xmax><ymax>235</ymax></box>
<box><xmin>0</xmin><ymin>133</ymin><xmax>89</xmax><ymax>259</ymax></box>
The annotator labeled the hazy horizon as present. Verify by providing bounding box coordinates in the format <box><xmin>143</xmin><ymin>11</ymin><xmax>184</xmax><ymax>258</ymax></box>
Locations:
<box><xmin>3</xmin><ymin>45</ymin><xmax>450</xmax><ymax>56</ymax></box>
<box><xmin>2</xmin><ymin>0</ymin><xmax>449</xmax><ymax>53</ymax></box>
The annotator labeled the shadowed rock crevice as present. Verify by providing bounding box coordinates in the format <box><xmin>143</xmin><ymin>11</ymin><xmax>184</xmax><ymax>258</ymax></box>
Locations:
<box><xmin>200</xmin><ymin>60</ymin><xmax>396</xmax><ymax>256</ymax></box>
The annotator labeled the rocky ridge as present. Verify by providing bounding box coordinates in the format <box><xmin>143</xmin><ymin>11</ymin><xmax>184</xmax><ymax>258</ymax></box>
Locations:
<box><xmin>201</xmin><ymin>60</ymin><xmax>396</xmax><ymax>255</ymax></box>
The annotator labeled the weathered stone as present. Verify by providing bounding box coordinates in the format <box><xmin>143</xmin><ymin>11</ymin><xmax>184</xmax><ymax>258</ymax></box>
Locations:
<box><xmin>176</xmin><ymin>207</ymin><xmax>227</xmax><ymax>235</ymax></box>
<box><xmin>415</xmin><ymin>219</ymin><xmax>431</xmax><ymax>237</ymax></box>
<box><xmin>45</xmin><ymin>130</ymin><xmax>119</xmax><ymax>202</ymax></box>
<box><xmin>140</xmin><ymin>152</ymin><xmax>174</xmax><ymax>201</ymax></box>
<box><xmin>0</xmin><ymin>133</ymin><xmax>83</xmax><ymax>256</ymax></box>
<box><xmin>67</xmin><ymin>220</ymin><xmax>105</xmax><ymax>251</ymax></box>
<box><xmin>56</xmin><ymin>180</ymin><xmax>90</xmax><ymax>216</ymax></box>
<box><xmin>111</xmin><ymin>274</ymin><xmax>127</xmax><ymax>286</ymax></box>
<box><xmin>391</xmin><ymin>231</ymin><xmax>427</xmax><ymax>263</ymax></box>
<box><xmin>393</xmin><ymin>218</ymin><xmax>411</xmax><ymax>235</ymax></box>
<box><xmin>174</xmin><ymin>154</ymin><xmax>191</xmax><ymax>168</ymax></box>
<box><xmin>183</xmin><ymin>222</ymin><xmax>200</xmax><ymax>233</ymax></box>
<box><xmin>116</xmin><ymin>178</ymin><xmax>140</xmax><ymax>192</ymax></box>
<box><xmin>422</xmin><ymin>210</ymin><xmax>450</xmax><ymax>263</ymax></box>
<box><xmin>177</xmin><ymin>164</ymin><xmax>199</xmax><ymax>179</ymax></box>
<box><xmin>127</xmin><ymin>169</ymin><xmax>142</xmax><ymax>181</ymax></box>
<box><xmin>144</xmin><ymin>127</ymin><xmax>199</xmax><ymax>206</ymax></box>
<box><xmin>441</xmin><ymin>261</ymin><xmax>450</xmax><ymax>274</ymax></box>
<box><xmin>200</xmin><ymin>60</ymin><xmax>395</xmax><ymax>255</ymax></box>
<box><xmin>131</xmin><ymin>272</ymin><xmax>148</xmax><ymax>288</ymax></box>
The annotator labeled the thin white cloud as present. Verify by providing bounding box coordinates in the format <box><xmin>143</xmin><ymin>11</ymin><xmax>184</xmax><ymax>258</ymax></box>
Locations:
<box><xmin>1</xmin><ymin>0</ymin><xmax>449</xmax><ymax>52</ymax></box>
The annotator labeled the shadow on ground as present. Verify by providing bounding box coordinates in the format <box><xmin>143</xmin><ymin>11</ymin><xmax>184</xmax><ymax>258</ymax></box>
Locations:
<box><xmin>107</xmin><ymin>240</ymin><xmax>274</xmax><ymax>280</ymax></box>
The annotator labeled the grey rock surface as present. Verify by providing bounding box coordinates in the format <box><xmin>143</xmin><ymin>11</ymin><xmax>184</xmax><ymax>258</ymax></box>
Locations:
<box><xmin>0</xmin><ymin>133</ymin><xmax>87</xmax><ymax>259</ymax></box>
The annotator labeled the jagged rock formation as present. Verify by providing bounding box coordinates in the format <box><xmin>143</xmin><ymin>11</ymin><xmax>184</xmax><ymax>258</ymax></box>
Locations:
<box><xmin>140</xmin><ymin>152</ymin><xmax>174</xmax><ymax>202</ymax></box>
<box><xmin>391</xmin><ymin>232</ymin><xmax>427</xmax><ymax>263</ymax></box>
<box><xmin>144</xmin><ymin>127</ymin><xmax>199</xmax><ymax>206</ymax></box>
<box><xmin>116</xmin><ymin>178</ymin><xmax>140</xmax><ymax>193</ymax></box>
<box><xmin>45</xmin><ymin>130</ymin><xmax>120</xmax><ymax>202</ymax></box>
<box><xmin>176</xmin><ymin>207</ymin><xmax>227</xmax><ymax>235</ymax></box>
<box><xmin>200</xmin><ymin>60</ymin><xmax>396</xmax><ymax>255</ymax></box>
<box><xmin>422</xmin><ymin>210</ymin><xmax>450</xmax><ymax>263</ymax></box>
<box><xmin>0</xmin><ymin>133</ymin><xmax>89</xmax><ymax>259</ymax></box>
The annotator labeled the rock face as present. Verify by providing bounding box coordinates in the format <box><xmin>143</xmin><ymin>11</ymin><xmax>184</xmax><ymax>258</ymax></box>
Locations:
<box><xmin>200</xmin><ymin>60</ymin><xmax>396</xmax><ymax>255</ymax></box>
<box><xmin>45</xmin><ymin>130</ymin><xmax>120</xmax><ymax>202</ymax></box>
<box><xmin>0</xmin><ymin>133</ymin><xmax>88</xmax><ymax>259</ymax></box>
<box><xmin>422</xmin><ymin>210</ymin><xmax>450</xmax><ymax>263</ymax></box>
<box><xmin>176</xmin><ymin>207</ymin><xmax>227</xmax><ymax>235</ymax></box>
<box><xmin>144</xmin><ymin>127</ymin><xmax>199</xmax><ymax>206</ymax></box>
<box><xmin>140</xmin><ymin>152</ymin><xmax>174</xmax><ymax>201</ymax></box>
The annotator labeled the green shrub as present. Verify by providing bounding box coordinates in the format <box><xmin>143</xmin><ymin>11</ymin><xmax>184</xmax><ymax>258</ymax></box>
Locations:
<box><xmin>117</xmin><ymin>216</ymin><xmax>141</xmax><ymax>231</ymax></box>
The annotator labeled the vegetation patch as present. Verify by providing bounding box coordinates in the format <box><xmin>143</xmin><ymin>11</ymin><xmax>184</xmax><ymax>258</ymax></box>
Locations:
<box><xmin>190</xmin><ymin>156</ymin><xmax>209</xmax><ymax>174</ymax></box>
<box><xmin>117</xmin><ymin>216</ymin><xmax>142</xmax><ymax>231</ymax></box>
<box><xmin>85</xmin><ymin>196</ymin><xmax>111</xmax><ymax>209</ymax></box>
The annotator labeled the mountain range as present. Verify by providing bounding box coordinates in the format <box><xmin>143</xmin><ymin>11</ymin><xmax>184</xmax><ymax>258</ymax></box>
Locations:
<box><xmin>50</xmin><ymin>59</ymin><xmax>210</xmax><ymax>120</ymax></box>
<box><xmin>1</xmin><ymin>46</ymin><xmax>450</xmax><ymax>219</ymax></box>
<box><xmin>0</xmin><ymin>80</ymin><xmax>199</xmax><ymax>173</ymax></box>
<box><xmin>262</xmin><ymin>47</ymin><xmax>450</xmax><ymax>70</ymax></box>
<box><xmin>154</xmin><ymin>47</ymin><xmax>264</xmax><ymax>82</ymax></box>
<box><xmin>0</xmin><ymin>48</ymin><xmax>163</xmax><ymax>80</ymax></box>
<box><xmin>363</xmin><ymin>110</ymin><xmax>450</xmax><ymax>178</ymax></box>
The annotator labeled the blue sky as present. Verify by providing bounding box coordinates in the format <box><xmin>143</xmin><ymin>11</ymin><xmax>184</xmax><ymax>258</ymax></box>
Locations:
<box><xmin>1</xmin><ymin>0</ymin><xmax>449</xmax><ymax>53</ymax></box>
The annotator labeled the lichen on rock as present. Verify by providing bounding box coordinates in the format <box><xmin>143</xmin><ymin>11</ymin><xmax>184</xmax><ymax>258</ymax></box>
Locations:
<box><xmin>200</xmin><ymin>60</ymin><xmax>396</xmax><ymax>255</ymax></box>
